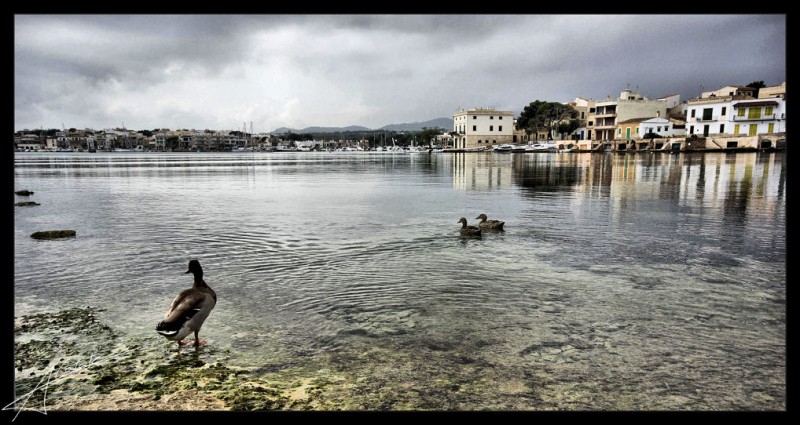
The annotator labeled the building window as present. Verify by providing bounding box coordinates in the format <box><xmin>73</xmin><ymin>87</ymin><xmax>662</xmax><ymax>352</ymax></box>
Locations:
<box><xmin>478</xmin><ymin>140</ymin><xmax>482</xmax><ymax>144</ymax></box>
<box><xmin>617</xmin><ymin>128</ymin><xmax>621</xmax><ymax>135</ymax></box>
<box><xmin>768</xmin><ymin>123</ymin><xmax>774</xmax><ymax>133</ymax></box>
<box><xmin>473</xmin><ymin>116</ymin><xmax>477</xmax><ymax>119</ymax></box>
<box><xmin>472</xmin><ymin>125</ymin><xmax>476</xmax><ymax>131</ymax></box>
<box><xmin>589</xmin><ymin>108</ymin><xmax>596</xmax><ymax>113</ymax></box>
<box><xmin>748</xmin><ymin>124</ymin><xmax>757</xmax><ymax>136</ymax></box>
<box><xmin>493</xmin><ymin>140</ymin><xmax>497</xmax><ymax>144</ymax></box>
<box><xmin>691</xmin><ymin>109</ymin><xmax>696</xmax><ymax>118</ymax></box>
<box><xmin>657</xmin><ymin>126</ymin><xmax>661</xmax><ymax>132</ymax></box>
<box><xmin>765</xmin><ymin>106</ymin><xmax>774</xmax><ymax>116</ymax></box>
<box><xmin>748</xmin><ymin>108</ymin><xmax>761</xmax><ymax>120</ymax></box>
<box><xmin>588</xmin><ymin>121</ymin><xmax>593</xmax><ymax>126</ymax></box>
<box><xmin>720</xmin><ymin>124</ymin><xmax>724</xmax><ymax>133</ymax></box>
<box><xmin>721</xmin><ymin>107</ymin><xmax>727</xmax><ymax>116</ymax></box>
<box><xmin>734</xmin><ymin>124</ymin><xmax>740</xmax><ymax>134</ymax></box>
<box><xmin>499</xmin><ymin>126</ymin><xmax>503</xmax><ymax>131</ymax></box>
<box><xmin>634</xmin><ymin>127</ymin><xmax>638</xmax><ymax>134</ymax></box>
<box><xmin>690</xmin><ymin>125</ymin><xmax>694</xmax><ymax>134</ymax></box>
<box><xmin>581</xmin><ymin>112</ymin><xmax>585</xmax><ymax>119</ymax></box>
<box><xmin>490</xmin><ymin>116</ymin><xmax>494</xmax><ymax>120</ymax></box>
<box><xmin>489</xmin><ymin>126</ymin><xmax>493</xmax><ymax>131</ymax></box>
<box><xmin>499</xmin><ymin>116</ymin><xmax>503</xmax><ymax>120</ymax></box>
<box><xmin>664</xmin><ymin>125</ymin><xmax>669</xmax><ymax>131</ymax></box>
<box><xmin>738</xmin><ymin>108</ymin><xmax>745</xmax><ymax>117</ymax></box>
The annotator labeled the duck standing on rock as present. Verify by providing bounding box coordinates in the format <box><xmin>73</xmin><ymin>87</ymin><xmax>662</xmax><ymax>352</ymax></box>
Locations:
<box><xmin>475</xmin><ymin>213</ymin><xmax>505</xmax><ymax>231</ymax></box>
<box><xmin>156</xmin><ymin>259</ymin><xmax>217</xmax><ymax>347</ymax></box>
<box><xmin>458</xmin><ymin>217</ymin><xmax>482</xmax><ymax>237</ymax></box>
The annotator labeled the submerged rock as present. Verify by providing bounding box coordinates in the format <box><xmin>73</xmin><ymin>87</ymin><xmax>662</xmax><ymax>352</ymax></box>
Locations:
<box><xmin>31</xmin><ymin>230</ymin><xmax>77</xmax><ymax>239</ymax></box>
<box><xmin>15</xmin><ymin>190</ymin><xmax>34</xmax><ymax>196</ymax></box>
<box><xmin>16</xmin><ymin>201</ymin><xmax>40</xmax><ymax>207</ymax></box>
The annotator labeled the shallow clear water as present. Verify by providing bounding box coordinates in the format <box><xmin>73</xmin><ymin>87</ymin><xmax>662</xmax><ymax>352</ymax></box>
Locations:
<box><xmin>14</xmin><ymin>151</ymin><xmax>786</xmax><ymax>409</ymax></box>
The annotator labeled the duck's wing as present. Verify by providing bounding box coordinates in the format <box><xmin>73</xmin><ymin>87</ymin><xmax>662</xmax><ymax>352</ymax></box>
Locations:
<box><xmin>163</xmin><ymin>289</ymin><xmax>210</xmax><ymax>322</ymax></box>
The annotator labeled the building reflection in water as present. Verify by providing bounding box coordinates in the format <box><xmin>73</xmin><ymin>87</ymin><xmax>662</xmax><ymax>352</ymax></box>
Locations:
<box><xmin>451</xmin><ymin>152</ymin><xmax>514</xmax><ymax>191</ymax></box>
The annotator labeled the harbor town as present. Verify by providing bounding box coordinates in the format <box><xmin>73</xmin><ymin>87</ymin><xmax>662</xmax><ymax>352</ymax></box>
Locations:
<box><xmin>14</xmin><ymin>82</ymin><xmax>786</xmax><ymax>154</ymax></box>
<box><xmin>13</xmin><ymin>15</ymin><xmax>786</xmax><ymax>414</ymax></box>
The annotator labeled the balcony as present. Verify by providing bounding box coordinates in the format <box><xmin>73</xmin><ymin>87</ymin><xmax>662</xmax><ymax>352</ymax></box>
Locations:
<box><xmin>732</xmin><ymin>113</ymin><xmax>783</xmax><ymax>122</ymax></box>
<box><xmin>594</xmin><ymin>112</ymin><xmax>617</xmax><ymax>118</ymax></box>
<box><xmin>695</xmin><ymin>116</ymin><xmax>719</xmax><ymax>122</ymax></box>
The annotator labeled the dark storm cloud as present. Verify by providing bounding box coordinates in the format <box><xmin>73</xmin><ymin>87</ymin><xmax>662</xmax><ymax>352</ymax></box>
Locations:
<box><xmin>14</xmin><ymin>14</ymin><xmax>785</xmax><ymax>131</ymax></box>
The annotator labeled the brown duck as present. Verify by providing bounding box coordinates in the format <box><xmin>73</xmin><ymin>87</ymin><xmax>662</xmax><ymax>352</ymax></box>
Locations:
<box><xmin>475</xmin><ymin>213</ymin><xmax>505</xmax><ymax>230</ymax></box>
<box><xmin>156</xmin><ymin>259</ymin><xmax>217</xmax><ymax>347</ymax></box>
<box><xmin>458</xmin><ymin>217</ymin><xmax>482</xmax><ymax>237</ymax></box>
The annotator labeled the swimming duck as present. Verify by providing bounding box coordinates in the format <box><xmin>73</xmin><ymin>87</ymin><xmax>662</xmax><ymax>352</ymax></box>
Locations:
<box><xmin>156</xmin><ymin>259</ymin><xmax>217</xmax><ymax>347</ymax></box>
<box><xmin>458</xmin><ymin>217</ymin><xmax>482</xmax><ymax>237</ymax></box>
<box><xmin>475</xmin><ymin>213</ymin><xmax>505</xmax><ymax>230</ymax></box>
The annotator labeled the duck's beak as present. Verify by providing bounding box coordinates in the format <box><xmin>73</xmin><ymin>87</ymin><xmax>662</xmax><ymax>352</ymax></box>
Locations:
<box><xmin>185</xmin><ymin>268</ymin><xmax>191</xmax><ymax>274</ymax></box>
<box><xmin>475</xmin><ymin>216</ymin><xmax>480</xmax><ymax>219</ymax></box>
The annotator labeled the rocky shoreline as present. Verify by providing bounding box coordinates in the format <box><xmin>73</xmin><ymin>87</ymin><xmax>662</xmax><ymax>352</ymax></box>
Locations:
<box><xmin>13</xmin><ymin>307</ymin><xmax>335</xmax><ymax>411</ymax></box>
<box><xmin>13</xmin><ymin>305</ymin><xmax>786</xmax><ymax>411</ymax></box>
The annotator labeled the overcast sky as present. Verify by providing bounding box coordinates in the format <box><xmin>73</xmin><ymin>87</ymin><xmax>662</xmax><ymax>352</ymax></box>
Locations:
<box><xmin>14</xmin><ymin>15</ymin><xmax>785</xmax><ymax>132</ymax></box>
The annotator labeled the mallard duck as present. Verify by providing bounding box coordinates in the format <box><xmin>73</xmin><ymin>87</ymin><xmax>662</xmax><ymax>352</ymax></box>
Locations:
<box><xmin>475</xmin><ymin>213</ymin><xmax>505</xmax><ymax>230</ymax></box>
<box><xmin>156</xmin><ymin>259</ymin><xmax>217</xmax><ymax>347</ymax></box>
<box><xmin>458</xmin><ymin>217</ymin><xmax>482</xmax><ymax>237</ymax></box>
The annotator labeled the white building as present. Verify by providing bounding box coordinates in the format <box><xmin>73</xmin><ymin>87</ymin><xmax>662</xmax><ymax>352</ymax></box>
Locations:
<box><xmin>637</xmin><ymin>117</ymin><xmax>685</xmax><ymax>138</ymax></box>
<box><xmin>657</xmin><ymin>94</ymin><xmax>681</xmax><ymax>109</ymax></box>
<box><xmin>452</xmin><ymin>107</ymin><xmax>514</xmax><ymax>149</ymax></box>
<box><xmin>685</xmin><ymin>96</ymin><xmax>786</xmax><ymax>137</ymax></box>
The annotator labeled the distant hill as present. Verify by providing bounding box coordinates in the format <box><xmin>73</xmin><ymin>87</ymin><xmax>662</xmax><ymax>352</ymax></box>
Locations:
<box><xmin>271</xmin><ymin>118</ymin><xmax>453</xmax><ymax>134</ymax></box>
<box><xmin>272</xmin><ymin>125</ymin><xmax>371</xmax><ymax>134</ymax></box>
<box><xmin>379</xmin><ymin>118</ymin><xmax>453</xmax><ymax>132</ymax></box>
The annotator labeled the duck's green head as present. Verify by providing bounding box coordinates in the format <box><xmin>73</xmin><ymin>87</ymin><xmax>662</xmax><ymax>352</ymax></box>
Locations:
<box><xmin>185</xmin><ymin>259</ymin><xmax>203</xmax><ymax>275</ymax></box>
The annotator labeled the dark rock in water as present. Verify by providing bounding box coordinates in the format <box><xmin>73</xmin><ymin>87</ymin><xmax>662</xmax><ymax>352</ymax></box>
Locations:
<box><xmin>31</xmin><ymin>230</ymin><xmax>76</xmax><ymax>240</ymax></box>
<box><xmin>16</xmin><ymin>201</ymin><xmax>40</xmax><ymax>207</ymax></box>
<box><xmin>15</xmin><ymin>190</ymin><xmax>34</xmax><ymax>196</ymax></box>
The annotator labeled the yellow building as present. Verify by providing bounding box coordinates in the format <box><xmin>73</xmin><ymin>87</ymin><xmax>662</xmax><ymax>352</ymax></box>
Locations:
<box><xmin>615</xmin><ymin>117</ymin><xmax>648</xmax><ymax>140</ymax></box>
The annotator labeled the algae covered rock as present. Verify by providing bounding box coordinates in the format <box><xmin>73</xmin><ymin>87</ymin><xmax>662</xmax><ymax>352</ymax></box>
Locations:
<box><xmin>31</xmin><ymin>230</ymin><xmax>77</xmax><ymax>239</ymax></box>
<box><xmin>16</xmin><ymin>201</ymin><xmax>40</xmax><ymax>206</ymax></box>
<box><xmin>15</xmin><ymin>190</ymin><xmax>35</xmax><ymax>196</ymax></box>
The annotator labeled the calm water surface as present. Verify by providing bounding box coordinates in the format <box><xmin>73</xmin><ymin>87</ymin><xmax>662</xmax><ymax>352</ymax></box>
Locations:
<box><xmin>14</xmin><ymin>151</ymin><xmax>786</xmax><ymax>409</ymax></box>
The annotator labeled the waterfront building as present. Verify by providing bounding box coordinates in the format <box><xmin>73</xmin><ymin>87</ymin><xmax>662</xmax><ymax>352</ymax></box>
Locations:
<box><xmin>684</xmin><ymin>96</ymin><xmax>786</xmax><ymax>137</ymax></box>
<box><xmin>611</xmin><ymin>116</ymin><xmax>681</xmax><ymax>141</ymax></box>
<box><xmin>452</xmin><ymin>107</ymin><xmax>514</xmax><ymax>149</ymax></box>
<box><xmin>568</xmin><ymin>97</ymin><xmax>596</xmax><ymax>141</ymax></box>
<box><xmin>629</xmin><ymin>117</ymin><xmax>685</xmax><ymax>139</ymax></box>
<box><xmin>591</xmin><ymin>89</ymin><xmax>668</xmax><ymax>144</ymax></box>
